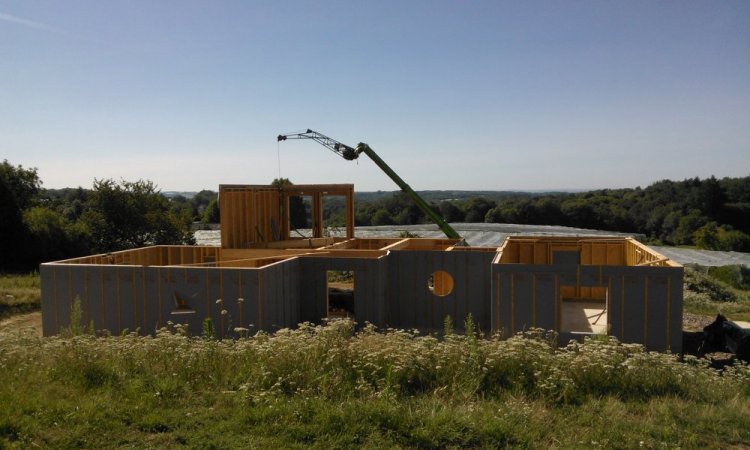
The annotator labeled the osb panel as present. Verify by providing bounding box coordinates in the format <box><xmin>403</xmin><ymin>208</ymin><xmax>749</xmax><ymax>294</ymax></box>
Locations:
<box><xmin>220</xmin><ymin>187</ymin><xmax>281</xmax><ymax>249</ymax></box>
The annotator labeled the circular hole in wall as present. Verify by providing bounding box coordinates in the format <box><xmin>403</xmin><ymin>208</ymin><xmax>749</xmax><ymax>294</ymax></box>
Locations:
<box><xmin>428</xmin><ymin>270</ymin><xmax>454</xmax><ymax>297</ymax></box>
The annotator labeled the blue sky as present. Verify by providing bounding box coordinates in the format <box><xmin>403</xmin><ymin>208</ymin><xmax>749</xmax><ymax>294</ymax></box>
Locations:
<box><xmin>2</xmin><ymin>1</ymin><xmax>749</xmax><ymax>192</ymax></box>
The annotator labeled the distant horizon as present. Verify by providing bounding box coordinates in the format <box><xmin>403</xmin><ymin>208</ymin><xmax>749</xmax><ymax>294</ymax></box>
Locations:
<box><xmin>37</xmin><ymin>172</ymin><xmax>740</xmax><ymax>197</ymax></box>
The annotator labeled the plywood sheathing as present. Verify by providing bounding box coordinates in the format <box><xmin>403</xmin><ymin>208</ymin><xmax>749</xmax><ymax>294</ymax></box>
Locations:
<box><xmin>219</xmin><ymin>184</ymin><xmax>354</xmax><ymax>249</ymax></box>
<box><xmin>219</xmin><ymin>185</ymin><xmax>281</xmax><ymax>249</ymax></box>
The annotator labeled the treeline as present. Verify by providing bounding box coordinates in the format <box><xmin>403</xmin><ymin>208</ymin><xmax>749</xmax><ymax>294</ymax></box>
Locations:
<box><xmin>353</xmin><ymin>176</ymin><xmax>750</xmax><ymax>252</ymax></box>
<box><xmin>1</xmin><ymin>160</ymin><xmax>209</xmax><ymax>272</ymax></box>
<box><xmin>3</xmin><ymin>157</ymin><xmax>748</xmax><ymax>272</ymax></box>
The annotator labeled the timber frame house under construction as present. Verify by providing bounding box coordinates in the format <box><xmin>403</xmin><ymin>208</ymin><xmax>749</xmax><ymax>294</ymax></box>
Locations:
<box><xmin>40</xmin><ymin>183</ymin><xmax>684</xmax><ymax>353</ymax></box>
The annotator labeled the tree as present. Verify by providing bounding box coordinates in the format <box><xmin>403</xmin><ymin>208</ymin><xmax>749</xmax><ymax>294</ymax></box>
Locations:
<box><xmin>672</xmin><ymin>209</ymin><xmax>706</xmax><ymax>246</ymax></box>
<box><xmin>168</xmin><ymin>194</ymin><xmax>198</xmax><ymax>227</ymax></box>
<box><xmin>0</xmin><ymin>161</ymin><xmax>42</xmax><ymax>271</ymax></box>
<box><xmin>23</xmin><ymin>206</ymin><xmax>91</xmax><ymax>262</ymax></box>
<box><xmin>720</xmin><ymin>230</ymin><xmax>750</xmax><ymax>252</ymax></box>
<box><xmin>82</xmin><ymin>179</ymin><xmax>195</xmax><ymax>252</ymax></box>
<box><xmin>560</xmin><ymin>198</ymin><xmax>597</xmax><ymax>228</ymax></box>
<box><xmin>463</xmin><ymin>197</ymin><xmax>496</xmax><ymax>223</ymax></box>
<box><xmin>371</xmin><ymin>209</ymin><xmax>394</xmax><ymax>226</ymax></box>
<box><xmin>202</xmin><ymin>198</ymin><xmax>220</xmax><ymax>223</ymax></box>
<box><xmin>0</xmin><ymin>160</ymin><xmax>41</xmax><ymax>210</ymax></box>
<box><xmin>190</xmin><ymin>190</ymin><xmax>218</xmax><ymax>220</ymax></box>
<box><xmin>0</xmin><ymin>176</ymin><xmax>32</xmax><ymax>271</ymax></box>
<box><xmin>439</xmin><ymin>201</ymin><xmax>465</xmax><ymax>222</ymax></box>
<box><xmin>693</xmin><ymin>222</ymin><xmax>721</xmax><ymax>250</ymax></box>
<box><xmin>272</xmin><ymin>178</ymin><xmax>308</xmax><ymax>229</ymax></box>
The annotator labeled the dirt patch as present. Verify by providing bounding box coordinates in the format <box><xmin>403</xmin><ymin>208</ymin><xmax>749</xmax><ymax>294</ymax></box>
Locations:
<box><xmin>0</xmin><ymin>311</ymin><xmax>42</xmax><ymax>337</ymax></box>
<box><xmin>683</xmin><ymin>312</ymin><xmax>716</xmax><ymax>332</ymax></box>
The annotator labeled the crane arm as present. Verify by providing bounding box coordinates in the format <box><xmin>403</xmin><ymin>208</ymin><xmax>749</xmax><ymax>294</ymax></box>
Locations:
<box><xmin>277</xmin><ymin>129</ymin><xmax>360</xmax><ymax>161</ymax></box>
<box><xmin>277</xmin><ymin>129</ymin><xmax>462</xmax><ymax>240</ymax></box>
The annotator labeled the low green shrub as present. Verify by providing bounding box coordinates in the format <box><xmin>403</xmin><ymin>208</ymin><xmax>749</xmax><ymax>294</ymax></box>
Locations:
<box><xmin>708</xmin><ymin>264</ymin><xmax>750</xmax><ymax>290</ymax></box>
<box><xmin>684</xmin><ymin>265</ymin><xmax>737</xmax><ymax>302</ymax></box>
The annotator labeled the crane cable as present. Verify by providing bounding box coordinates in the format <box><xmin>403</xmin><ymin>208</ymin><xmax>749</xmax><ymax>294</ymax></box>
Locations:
<box><xmin>277</xmin><ymin>140</ymin><xmax>282</xmax><ymax>181</ymax></box>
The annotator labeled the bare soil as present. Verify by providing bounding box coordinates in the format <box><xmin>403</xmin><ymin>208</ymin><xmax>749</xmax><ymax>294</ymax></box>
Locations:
<box><xmin>683</xmin><ymin>312</ymin><xmax>716</xmax><ymax>332</ymax></box>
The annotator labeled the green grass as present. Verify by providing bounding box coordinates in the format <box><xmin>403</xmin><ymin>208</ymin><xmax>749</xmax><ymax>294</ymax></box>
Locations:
<box><xmin>683</xmin><ymin>265</ymin><xmax>750</xmax><ymax>321</ymax></box>
<box><xmin>1</xmin><ymin>320</ymin><xmax>749</xmax><ymax>448</ymax></box>
<box><xmin>0</xmin><ymin>273</ymin><xmax>41</xmax><ymax>319</ymax></box>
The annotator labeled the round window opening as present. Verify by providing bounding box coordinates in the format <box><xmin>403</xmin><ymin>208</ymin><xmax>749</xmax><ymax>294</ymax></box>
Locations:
<box><xmin>428</xmin><ymin>270</ymin><xmax>454</xmax><ymax>297</ymax></box>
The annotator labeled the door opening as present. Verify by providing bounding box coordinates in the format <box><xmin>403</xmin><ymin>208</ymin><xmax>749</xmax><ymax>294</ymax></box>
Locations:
<box><xmin>327</xmin><ymin>270</ymin><xmax>355</xmax><ymax>319</ymax></box>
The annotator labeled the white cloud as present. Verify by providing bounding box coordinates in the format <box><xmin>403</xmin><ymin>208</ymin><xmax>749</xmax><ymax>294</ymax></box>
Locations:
<box><xmin>0</xmin><ymin>12</ymin><xmax>66</xmax><ymax>34</ymax></box>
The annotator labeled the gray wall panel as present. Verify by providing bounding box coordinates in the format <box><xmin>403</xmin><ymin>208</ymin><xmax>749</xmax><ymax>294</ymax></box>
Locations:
<box><xmin>606</xmin><ymin>274</ymin><xmax>623</xmax><ymax>342</ymax></box>
<box><xmin>646</xmin><ymin>275</ymin><xmax>669</xmax><ymax>351</ymax></box>
<box><xmin>100</xmin><ymin>268</ymin><xmax>119</xmax><ymax>334</ymax></box>
<box><xmin>669</xmin><ymin>272</ymin><xmax>683</xmax><ymax>353</ymax></box>
<box><xmin>140</xmin><ymin>268</ymin><xmax>159</xmax><ymax>334</ymax></box>
<box><xmin>205</xmin><ymin>269</ymin><xmax>223</xmax><ymax>334</ymax></box>
<box><xmin>56</xmin><ymin>266</ymin><xmax>73</xmax><ymax>333</ymax></box>
<box><xmin>217</xmin><ymin>268</ymin><xmax>241</xmax><ymax>337</ymax></box>
<box><xmin>512</xmin><ymin>272</ymin><xmax>533</xmax><ymax>333</ymax></box>
<box><xmin>84</xmin><ymin>266</ymin><xmax>105</xmax><ymax>333</ymax></box>
<box><xmin>115</xmin><ymin>267</ymin><xmax>137</xmax><ymax>334</ymax></box>
<box><xmin>534</xmin><ymin>273</ymin><xmax>556</xmax><ymax>331</ymax></box>
<box><xmin>498</xmin><ymin>271</ymin><xmax>514</xmax><ymax>337</ymax></box>
<box><xmin>40</xmin><ymin>265</ymin><xmax>58</xmax><ymax>336</ymax></box>
<box><xmin>621</xmin><ymin>273</ymin><xmax>645</xmax><ymax>345</ymax></box>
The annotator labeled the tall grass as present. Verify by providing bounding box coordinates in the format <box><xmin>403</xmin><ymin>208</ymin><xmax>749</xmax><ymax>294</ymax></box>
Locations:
<box><xmin>1</xmin><ymin>320</ymin><xmax>748</xmax><ymax>448</ymax></box>
<box><xmin>684</xmin><ymin>265</ymin><xmax>750</xmax><ymax>321</ymax></box>
<box><xmin>0</xmin><ymin>273</ymin><xmax>40</xmax><ymax>319</ymax></box>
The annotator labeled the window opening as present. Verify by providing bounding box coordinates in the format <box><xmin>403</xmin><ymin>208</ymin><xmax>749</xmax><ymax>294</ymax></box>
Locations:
<box><xmin>322</xmin><ymin>195</ymin><xmax>346</xmax><ymax>237</ymax></box>
<box><xmin>428</xmin><ymin>270</ymin><xmax>454</xmax><ymax>297</ymax></box>
<box><xmin>288</xmin><ymin>195</ymin><xmax>312</xmax><ymax>237</ymax></box>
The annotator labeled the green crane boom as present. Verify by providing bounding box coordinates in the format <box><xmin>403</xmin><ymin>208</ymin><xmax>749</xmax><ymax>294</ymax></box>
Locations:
<box><xmin>277</xmin><ymin>129</ymin><xmax>462</xmax><ymax>240</ymax></box>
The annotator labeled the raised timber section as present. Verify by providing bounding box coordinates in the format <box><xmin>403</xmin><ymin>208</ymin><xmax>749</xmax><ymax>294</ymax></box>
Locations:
<box><xmin>219</xmin><ymin>185</ymin><xmax>281</xmax><ymax>249</ymax></box>
<box><xmin>626</xmin><ymin>239</ymin><xmax>677</xmax><ymax>267</ymax></box>
<box><xmin>220</xmin><ymin>184</ymin><xmax>354</xmax><ymax>249</ymax></box>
